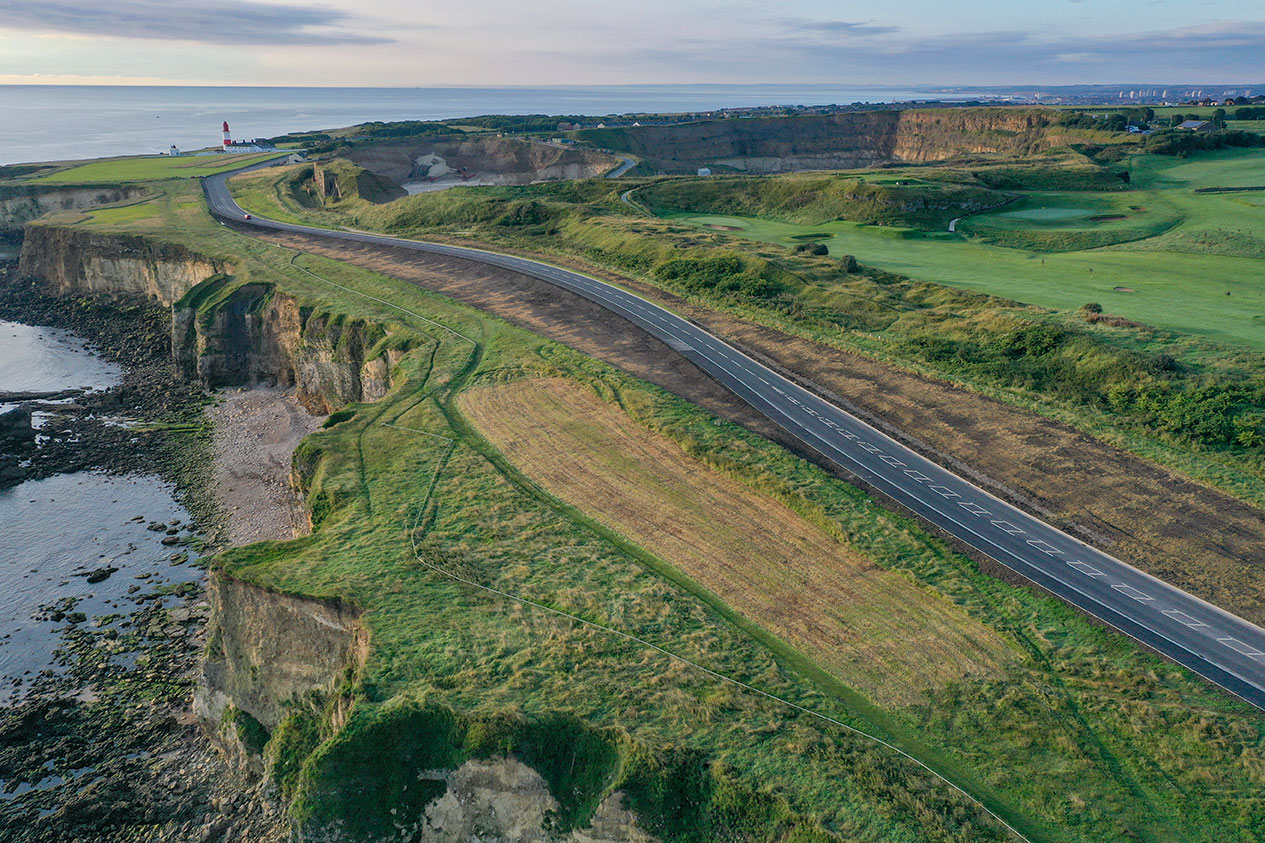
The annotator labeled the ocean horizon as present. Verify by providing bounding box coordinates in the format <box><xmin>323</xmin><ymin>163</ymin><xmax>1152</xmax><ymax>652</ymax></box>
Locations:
<box><xmin>2</xmin><ymin>83</ymin><xmax>959</xmax><ymax>165</ymax></box>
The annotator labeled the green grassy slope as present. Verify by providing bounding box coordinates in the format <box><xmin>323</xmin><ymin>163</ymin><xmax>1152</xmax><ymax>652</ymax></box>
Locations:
<box><xmin>22</xmin><ymin>151</ymin><xmax>287</xmax><ymax>184</ymax></box>
<box><xmin>41</xmin><ymin>178</ymin><xmax>1265</xmax><ymax>841</ymax></box>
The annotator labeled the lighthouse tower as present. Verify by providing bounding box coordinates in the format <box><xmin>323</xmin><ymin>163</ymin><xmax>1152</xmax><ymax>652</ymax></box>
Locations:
<box><xmin>222</xmin><ymin>121</ymin><xmax>232</xmax><ymax>150</ymax></box>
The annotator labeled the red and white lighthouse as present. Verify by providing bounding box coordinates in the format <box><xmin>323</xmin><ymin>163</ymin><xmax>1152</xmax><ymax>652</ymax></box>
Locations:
<box><xmin>222</xmin><ymin>121</ymin><xmax>231</xmax><ymax>149</ymax></box>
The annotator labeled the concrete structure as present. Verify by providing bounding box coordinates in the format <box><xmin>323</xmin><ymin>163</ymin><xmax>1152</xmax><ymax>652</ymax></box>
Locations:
<box><xmin>169</xmin><ymin>145</ymin><xmax>181</xmax><ymax>157</ymax></box>
<box><xmin>697</xmin><ymin>167</ymin><xmax>712</xmax><ymax>176</ymax></box>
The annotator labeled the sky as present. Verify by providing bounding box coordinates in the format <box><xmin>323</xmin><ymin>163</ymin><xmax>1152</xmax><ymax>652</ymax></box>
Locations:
<box><xmin>0</xmin><ymin>0</ymin><xmax>1261</xmax><ymax>87</ymax></box>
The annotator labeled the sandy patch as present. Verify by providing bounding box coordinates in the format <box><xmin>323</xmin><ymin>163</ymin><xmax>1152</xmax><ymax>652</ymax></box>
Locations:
<box><xmin>209</xmin><ymin>386</ymin><xmax>326</xmax><ymax>546</ymax></box>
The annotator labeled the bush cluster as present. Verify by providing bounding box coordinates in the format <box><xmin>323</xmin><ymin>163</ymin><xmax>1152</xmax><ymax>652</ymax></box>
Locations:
<box><xmin>1144</xmin><ymin>129</ymin><xmax>1265</xmax><ymax>156</ymax></box>
<box><xmin>901</xmin><ymin>320</ymin><xmax>1265</xmax><ymax>451</ymax></box>
<box><xmin>651</xmin><ymin>254</ymin><xmax>786</xmax><ymax>302</ymax></box>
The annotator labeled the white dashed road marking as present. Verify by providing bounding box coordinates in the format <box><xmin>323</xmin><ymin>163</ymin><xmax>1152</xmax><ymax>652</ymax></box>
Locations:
<box><xmin>904</xmin><ymin>470</ymin><xmax>932</xmax><ymax>482</ymax></box>
<box><xmin>1163</xmin><ymin>610</ymin><xmax>1209</xmax><ymax>629</ymax></box>
<box><xmin>1026</xmin><ymin>539</ymin><xmax>1063</xmax><ymax>555</ymax></box>
<box><xmin>990</xmin><ymin>520</ymin><xmax>1024</xmax><ymax>535</ymax></box>
<box><xmin>928</xmin><ymin>486</ymin><xmax>959</xmax><ymax>498</ymax></box>
<box><xmin>1219</xmin><ymin>638</ymin><xmax>1265</xmax><ymax>660</ymax></box>
<box><xmin>1113</xmin><ymin>584</ymin><xmax>1155</xmax><ymax>602</ymax></box>
<box><xmin>958</xmin><ymin>502</ymin><xmax>989</xmax><ymax>516</ymax></box>
<box><xmin>879</xmin><ymin>455</ymin><xmax>906</xmax><ymax>467</ymax></box>
<box><xmin>1067</xmin><ymin>560</ymin><xmax>1105</xmax><ymax>577</ymax></box>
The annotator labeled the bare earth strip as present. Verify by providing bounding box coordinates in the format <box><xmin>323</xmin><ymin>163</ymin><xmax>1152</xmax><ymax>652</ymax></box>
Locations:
<box><xmin>252</xmin><ymin>228</ymin><xmax>1265</xmax><ymax>626</ymax></box>
<box><xmin>208</xmin><ymin>386</ymin><xmax>326</xmax><ymax>546</ymax></box>
<box><xmin>460</xmin><ymin>377</ymin><xmax>1014</xmax><ymax>706</ymax></box>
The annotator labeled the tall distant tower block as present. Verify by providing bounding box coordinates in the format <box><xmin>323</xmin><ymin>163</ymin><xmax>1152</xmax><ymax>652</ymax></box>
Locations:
<box><xmin>222</xmin><ymin>121</ymin><xmax>231</xmax><ymax>149</ymax></box>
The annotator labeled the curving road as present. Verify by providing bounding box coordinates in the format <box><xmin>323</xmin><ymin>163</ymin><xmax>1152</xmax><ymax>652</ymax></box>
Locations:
<box><xmin>204</xmin><ymin>167</ymin><xmax>1265</xmax><ymax>710</ymax></box>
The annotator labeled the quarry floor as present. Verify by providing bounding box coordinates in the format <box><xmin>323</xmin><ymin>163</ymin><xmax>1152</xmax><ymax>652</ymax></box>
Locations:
<box><xmin>249</xmin><ymin>226</ymin><xmax>1265</xmax><ymax>629</ymax></box>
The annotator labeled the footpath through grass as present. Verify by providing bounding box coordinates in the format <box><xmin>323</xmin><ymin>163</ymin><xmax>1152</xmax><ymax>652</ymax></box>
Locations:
<box><xmin>42</xmin><ymin>175</ymin><xmax>1265</xmax><ymax>841</ymax></box>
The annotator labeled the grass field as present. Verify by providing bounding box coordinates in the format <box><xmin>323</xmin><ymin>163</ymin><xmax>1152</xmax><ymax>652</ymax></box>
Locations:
<box><xmin>459</xmin><ymin>377</ymin><xmax>1015</xmax><ymax>707</ymax></box>
<box><xmin>665</xmin><ymin>149</ymin><xmax>1265</xmax><ymax>350</ymax></box>
<box><xmin>30</xmin><ymin>174</ymin><xmax>1265</xmax><ymax>841</ymax></box>
<box><xmin>27</xmin><ymin>151</ymin><xmax>286</xmax><ymax>184</ymax></box>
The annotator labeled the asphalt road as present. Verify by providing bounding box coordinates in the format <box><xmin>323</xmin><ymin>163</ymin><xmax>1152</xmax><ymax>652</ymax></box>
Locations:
<box><xmin>606</xmin><ymin>156</ymin><xmax>638</xmax><ymax>178</ymax></box>
<box><xmin>204</xmin><ymin>167</ymin><xmax>1265</xmax><ymax>710</ymax></box>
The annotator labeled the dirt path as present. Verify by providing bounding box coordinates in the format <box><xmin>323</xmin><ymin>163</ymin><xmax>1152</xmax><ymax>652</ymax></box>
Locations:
<box><xmin>209</xmin><ymin>386</ymin><xmax>325</xmax><ymax>547</ymax></box>
<box><xmin>252</xmin><ymin>228</ymin><xmax>1265</xmax><ymax>626</ymax></box>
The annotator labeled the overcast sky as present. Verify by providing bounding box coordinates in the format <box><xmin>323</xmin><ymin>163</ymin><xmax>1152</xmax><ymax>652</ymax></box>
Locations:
<box><xmin>0</xmin><ymin>0</ymin><xmax>1261</xmax><ymax>86</ymax></box>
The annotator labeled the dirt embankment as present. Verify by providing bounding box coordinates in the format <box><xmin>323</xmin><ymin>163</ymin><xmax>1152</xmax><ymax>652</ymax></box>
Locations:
<box><xmin>250</xmin><ymin>226</ymin><xmax>1265</xmax><ymax>628</ymax></box>
<box><xmin>568</xmin><ymin>108</ymin><xmax>1062</xmax><ymax>173</ymax></box>
<box><xmin>347</xmin><ymin>135</ymin><xmax>619</xmax><ymax>186</ymax></box>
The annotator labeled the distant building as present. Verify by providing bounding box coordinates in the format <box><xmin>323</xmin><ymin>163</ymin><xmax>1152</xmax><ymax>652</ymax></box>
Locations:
<box><xmin>168</xmin><ymin>145</ymin><xmax>180</xmax><ymax>157</ymax></box>
<box><xmin>697</xmin><ymin>167</ymin><xmax>712</xmax><ymax>176</ymax></box>
<box><xmin>1177</xmin><ymin>120</ymin><xmax>1214</xmax><ymax>133</ymax></box>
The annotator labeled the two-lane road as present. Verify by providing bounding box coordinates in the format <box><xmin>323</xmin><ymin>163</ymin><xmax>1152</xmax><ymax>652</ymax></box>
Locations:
<box><xmin>204</xmin><ymin>167</ymin><xmax>1265</xmax><ymax>710</ymax></box>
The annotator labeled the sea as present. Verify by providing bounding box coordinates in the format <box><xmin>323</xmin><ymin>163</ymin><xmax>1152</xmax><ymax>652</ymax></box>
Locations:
<box><xmin>0</xmin><ymin>322</ymin><xmax>200</xmax><ymax>702</ymax></box>
<box><xmin>0</xmin><ymin>84</ymin><xmax>951</xmax><ymax>165</ymax></box>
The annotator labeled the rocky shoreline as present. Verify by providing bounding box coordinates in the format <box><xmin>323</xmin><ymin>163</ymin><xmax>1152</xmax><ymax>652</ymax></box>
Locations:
<box><xmin>0</xmin><ymin>265</ymin><xmax>216</xmax><ymax>516</ymax></box>
<box><xmin>0</xmin><ymin>260</ymin><xmax>291</xmax><ymax>841</ymax></box>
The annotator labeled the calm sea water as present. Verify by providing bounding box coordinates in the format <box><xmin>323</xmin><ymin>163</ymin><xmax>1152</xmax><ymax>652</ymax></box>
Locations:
<box><xmin>0</xmin><ymin>321</ymin><xmax>121</xmax><ymax>394</ymax></box>
<box><xmin>0</xmin><ymin>323</ymin><xmax>196</xmax><ymax>702</ymax></box>
<box><xmin>0</xmin><ymin>84</ymin><xmax>941</xmax><ymax>165</ymax></box>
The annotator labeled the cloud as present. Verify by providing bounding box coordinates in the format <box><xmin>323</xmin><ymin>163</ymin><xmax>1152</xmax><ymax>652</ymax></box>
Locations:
<box><xmin>776</xmin><ymin>18</ymin><xmax>900</xmax><ymax>38</ymax></box>
<box><xmin>0</xmin><ymin>0</ymin><xmax>391</xmax><ymax>46</ymax></box>
<box><xmin>584</xmin><ymin>18</ymin><xmax>1265</xmax><ymax>86</ymax></box>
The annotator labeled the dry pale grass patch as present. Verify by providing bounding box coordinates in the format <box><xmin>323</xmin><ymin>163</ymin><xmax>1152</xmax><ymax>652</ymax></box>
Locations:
<box><xmin>459</xmin><ymin>377</ymin><xmax>1015</xmax><ymax>706</ymax></box>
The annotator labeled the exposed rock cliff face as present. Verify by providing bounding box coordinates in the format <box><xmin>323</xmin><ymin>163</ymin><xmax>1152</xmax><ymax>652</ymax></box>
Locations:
<box><xmin>19</xmin><ymin>225</ymin><xmax>224</xmax><ymax>306</ymax></box>
<box><xmin>0</xmin><ymin>184</ymin><xmax>151</xmax><ymax>233</ymax></box>
<box><xmin>348</xmin><ymin>136</ymin><xmax>619</xmax><ymax>186</ymax></box>
<box><xmin>195</xmin><ymin>575</ymin><xmax>368</xmax><ymax>731</ymax></box>
<box><xmin>173</xmin><ymin>281</ymin><xmax>401</xmax><ymax>413</ymax></box>
<box><xmin>311</xmin><ymin>160</ymin><xmax>407</xmax><ymax>205</ymax></box>
<box><xmin>570</xmin><ymin>108</ymin><xmax>1063</xmax><ymax>174</ymax></box>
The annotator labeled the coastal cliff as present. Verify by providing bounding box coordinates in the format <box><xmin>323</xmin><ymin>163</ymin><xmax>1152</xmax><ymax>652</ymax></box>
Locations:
<box><xmin>17</xmin><ymin>224</ymin><xmax>657</xmax><ymax>840</ymax></box>
<box><xmin>19</xmin><ymin>225</ymin><xmax>224</xmax><ymax>305</ymax></box>
<box><xmin>172</xmin><ymin>279</ymin><xmax>403</xmax><ymax>413</ymax></box>
<box><xmin>194</xmin><ymin>575</ymin><xmax>367</xmax><ymax>735</ymax></box>
<box><xmin>0</xmin><ymin>184</ymin><xmax>151</xmax><ymax>233</ymax></box>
